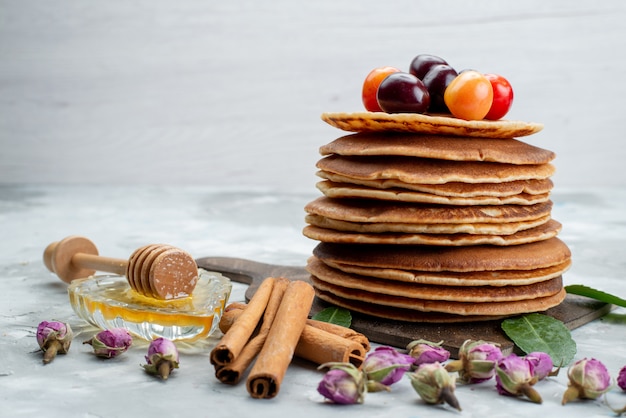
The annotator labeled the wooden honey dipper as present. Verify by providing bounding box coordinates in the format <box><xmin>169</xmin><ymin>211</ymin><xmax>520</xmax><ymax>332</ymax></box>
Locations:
<box><xmin>44</xmin><ymin>235</ymin><xmax>199</xmax><ymax>300</ymax></box>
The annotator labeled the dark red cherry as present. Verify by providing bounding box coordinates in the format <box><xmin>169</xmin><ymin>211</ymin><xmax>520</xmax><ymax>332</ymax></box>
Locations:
<box><xmin>376</xmin><ymin>72</ymin><xmax>430</xmax><ymax>114</ymax></box>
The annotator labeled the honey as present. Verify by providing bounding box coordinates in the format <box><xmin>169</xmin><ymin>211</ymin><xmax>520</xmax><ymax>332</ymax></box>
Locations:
<box><xmin>68</xmin><ymin>269</ymin><xmax>232</xmax><ymax>343</ymax></box>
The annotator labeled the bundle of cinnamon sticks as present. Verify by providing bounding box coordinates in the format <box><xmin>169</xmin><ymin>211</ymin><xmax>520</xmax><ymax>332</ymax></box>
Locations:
<box><xmin>209</xmin><ymin>277</ymin><xmax>370</xmax><ymax>399</ymax></box>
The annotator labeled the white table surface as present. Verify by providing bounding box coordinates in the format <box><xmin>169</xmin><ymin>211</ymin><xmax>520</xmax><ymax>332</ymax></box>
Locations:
<box><xmin>1</xmin><ymin>184</ymin><xmax>625</xmax><ymax>418</ymax></box>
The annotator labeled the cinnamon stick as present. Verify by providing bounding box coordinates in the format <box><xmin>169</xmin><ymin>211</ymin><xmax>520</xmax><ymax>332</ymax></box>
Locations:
<box><xmin>210</xmin><ymin>277</ymin><xmax>276</xmax><ymax>366</ymax></box>
<box><xmin>215</xmin><ymin>278</ymin><xmax>289</xmax><ymax>385</ymax></box>
<box><xmin>221</xmin><ymin>307</ymin><xmax>368</xmax><ymax>368</ymax></box>
<box><xmin>246</xmin><ymin>280</ymin><xmax>315</xmax><ymax>399</ymax></box>
<box><xmin>306</xmin><ymin>318</ymin><xmax>371</xmax><ymax>353</ymax></box>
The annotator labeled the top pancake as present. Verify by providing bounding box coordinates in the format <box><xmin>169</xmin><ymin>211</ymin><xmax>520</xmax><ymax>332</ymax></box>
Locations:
<box><xmin>321</xmin><ymin>112</ymin><xmax>544</xmax><ymax>138</ymax></box>
<box><xmin>320</xmin><ymin>132</ymin><xmax>555</xmax><ymax>165</ymax></box>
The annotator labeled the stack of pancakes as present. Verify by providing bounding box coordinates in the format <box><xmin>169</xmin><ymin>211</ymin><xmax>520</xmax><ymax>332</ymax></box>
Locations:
<box><xmin>303</xmin><ymin>113</ymin><xmax>571</xmax><ymax>323</ymax></box>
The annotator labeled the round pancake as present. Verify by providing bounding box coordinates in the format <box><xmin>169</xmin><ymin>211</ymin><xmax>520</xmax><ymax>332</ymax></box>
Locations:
<box><xmin>316</xmin><ymin>180</ymin><xmax>551</xmax><ymax>205</ymax></box>
<box><xmin>313</xmin><ymin>238</ymin><xmax>571</xmax><ymax>272</ymax></box>
<box><xmin>302</xmin><ymin>219</ymin><xmax>562</xmax><ymax>246</ymax></box>
<box><xmin>317</xmin><ymin>172</ymin><xmax>554</xmax><ymax>197</ymax></box>
<box><xmin>307</xmin><ymin>257</ymin><xmax>564</xmax><ymax>302</ymax></box>
<box><xmin>310</xmin><ymin>274</ymin><xmax>566</xmax><ymax>316</ymax></box>
<box><xmin>321</xmin><ymin>112</ymin><xmax>544</xmax><ymax>138</ymax></box>
<box><xmin>321</xmin><ymin>258</ymin><xmax>572</xmax><ymax>287</ymax></box>
<box><xmin>313</xmin><ymin>287</ymin><xmax>566</xmax><ymax>323</ymax></box>
<box><xmin>305</xmin><ymin>213</ymin><xmax>551</xmax><ymax>235</ymax></box>
<box><xmin>305</xmin><ymin>196</ymin><xmax>553</xmax><ymax>224</ymax></box>
<box><xmin>316</xmin><ymin>155</ymin><xmax>555</xmax><ymax>185</ymax></box>
<box><xmin>320</xmin><ymin>132</ymin><xmax>555</xmax><ymax>164</ymax></box>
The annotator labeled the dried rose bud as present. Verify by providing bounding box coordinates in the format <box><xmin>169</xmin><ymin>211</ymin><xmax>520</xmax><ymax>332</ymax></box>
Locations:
<box><xmin>83</xmin><ymin>328</ymin><xmax>133</xmax><ymax>359</ymax></box>
<box><xmin>445</xmin><ymin>339</ymin><xmax>503</xmax><ymax>383</ymax></box>
<box><xmin>495</xmin><ymin>354</ymin><xmax>542</xmax><ymax>404</ymax></box>
<box><xmin>317</xmin><ymin>362</ymin><xmax>366</xmax><ymax>404</ymax></box>
<box><xmin>142</xmin><ymin>337</ymin><xmax>179</xmax><ymax>380</ymax></box>
<box><xmin>618</xmin><ymin>365</ymin><xmax>626</xmax><ymax>391</ymax></box>
<box><xmin>562</xmin><ymin>358</ymin><xmax>612</xmax><ymax>405</ymax></box>
<box><xmin>525</xmin><ymin>351</ymin><xmax>554</xmax><ymax>381</ymax></box>
<box><xmin>362</xmin><ymin>346</ymin><xmax>415</xmax><ymax>391</ymax></box>
<box><xmin>408</xmin><ymin>362</ymin><xmax>461</xmax><ymax>411</ymax></box>
<box><xmin>36</xmin><ymin>320</ymin><xmax>73</xmax><ymax>364</ymax></box>
<box><xmin>406</xmin><ymin>339</ymin><xmax>450</xmax><ymax>367</ymax></box>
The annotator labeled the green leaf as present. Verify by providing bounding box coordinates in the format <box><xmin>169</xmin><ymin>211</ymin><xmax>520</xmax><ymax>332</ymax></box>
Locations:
<box><xmin>565</xmin><ymin>284</ymin><xmax>626</xmax><ymax>308</ymax></box>
<box><xmin>312</xmin><ymin>307</ymin><xmax>352</xmax><ymax>327</ymax></box>
<box><xmin>501</xmin><ymin>313</ymin><xmax>577</xmax><ymax>366</ymax></box>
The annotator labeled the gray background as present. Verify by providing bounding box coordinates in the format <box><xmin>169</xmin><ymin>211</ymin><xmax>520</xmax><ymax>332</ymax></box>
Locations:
<box><xmin>1</xmin><ymin>1</ymin><xmax>624</xmax><ymax>191</ymax></box>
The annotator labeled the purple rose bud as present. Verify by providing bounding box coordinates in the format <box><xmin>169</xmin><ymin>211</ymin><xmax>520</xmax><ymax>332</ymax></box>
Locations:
<box><xmin>83</xmin><ymin>328</ymin><xmax>133</xmax><ymax>358</ymax></box>
<box><xmin>142</xmin><ymin>337</ymin><xmax>179</xmax><ymax>380</ymax></box>
<box><xmin>495</xmin><ymin>354</ymin><xmax>542</xmax><ymax>404</ymax></box>
<box><xmin>363</xmin><ymin>346</ymin><xmax>415</xmax><ymax>390</ymax></box>
<box><xmin>445</xmin><ymin>339</ymin><xmax>503</xmax><ymax>383</ymax></box>
<box><xmin>618</xmin><ymin>365</ymin><xmax>626</xmax><ymax>391</ymax></box>
<box><xmin>408</xmin><ymin>362</ymin><xmax>461</xmax><ymax>411</ymax></box>
<box><xmin>525</xmin><ymin>352</ymin><xmax>553</xmax><ymax>381</ymax></box>
<box><xmin>562</xmin><ymin>358</ymin><xmax>612</xmax><ymax>405</ymax></box>
<box><xmin>317</xmin><ymin>363</ymin><xmax>366</xmax><ymax>404</ymax></box>
<box><xmin>407</xmin><ymin>339</ymin><xmax>450</xmax><ymax>367</ymax></box>
<box><xmin>36</xmin><ymin>320</ymin><xmax>73</xmax><ymax>364</ymax></box>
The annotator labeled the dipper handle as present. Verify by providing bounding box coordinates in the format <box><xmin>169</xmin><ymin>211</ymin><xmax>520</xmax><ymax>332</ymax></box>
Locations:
<box><xmin>44</xmin><ymin>236</ymin><xmax>126</xmax><ymax>283</ymax></box>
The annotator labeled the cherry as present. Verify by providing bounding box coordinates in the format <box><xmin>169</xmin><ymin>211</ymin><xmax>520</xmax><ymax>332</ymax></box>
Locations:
<box><xmin>484</xmin><ymin>73</ymin><xmax>514</xmax><ymax>120</ymax></box>
<box><xmin>361</xmin><ymin>66</ymin><xmax>401</xmax><ymax>112</ymax></box>
<box><xmin>376</xmin><ymin>72</ymin><xmax>430</xmax><ymax>114</ymax></box>
<box><xmin>409</xmin><ymin>54</ymin><xmax>448</xmax><ymax>80</ymax></box>
<box><xmin>443</xmin><ymin>70</ymin><xmax>493</xmax><ymax>120</ymax></box>
<box><xmin>422</xmin><ymin>64</ymin><xmax>458</xmax><ymax>113</ymax></box>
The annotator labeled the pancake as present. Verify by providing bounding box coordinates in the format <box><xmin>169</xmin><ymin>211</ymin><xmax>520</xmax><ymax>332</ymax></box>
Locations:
<box><xmin>320</xmin><ymin>132</ymin><xmax>555</xmax><ymax>165</ymax></box>
<box><xmin>316</xmin><ymin>180</ymin><xmax>551</xmax><ymax>205</ymax></box>
<box><xmin>317</xmin><ymin>172</ymin><xmax>553</xmax><ymax>197</ymax></box>
<box><xmin>317</xmin><ymin>155</ymin><xmax>555</xmax><ymax>185</ymax></box>
<box><xmin>321</xmin><ymin>258</ymin><xmax>572</xmax><ymax>287</ymax></box>
<box><xmin>310</xmin><ymin>274</ymin><xmax>566</xmax><ymax>317</ymax></box>
<box><xmin>305</xmin><ymin>196</ymin><xmax>553</xmax><ymax>224</ymax></box>
<box><xmin>305</xmin><ymin>213</ymin><xmax>551</xmax><ymax>235</ymax></box>
<box><xmin>302</xmin><ymin>219</ymin><xmax>562</xmax><ymax>246</ymax></box>
<box><xmin>313</xmin><ymin>287</ymin><xmax>566</xmax><ymax>323</ymax></box>
<box><xmin>313</xmin><ymin>238</ymin><xmax>571</xmax><ymax>272</ymax></box>
<box><xmin>320</xmin><ymin>112</ymin><xmax>544</xmax><ymax>138</ymax></box>
<box><xmin>307</xmin><ymin>256</ymin><xmax>564</xmax><ymax>302</ymax></box>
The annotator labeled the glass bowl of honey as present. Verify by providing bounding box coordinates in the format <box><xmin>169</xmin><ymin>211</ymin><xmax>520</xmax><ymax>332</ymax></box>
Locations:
<box><xmin>68</xmin><ymin>269</ymin><xmax>232</xmax><ymax>343</ymax></box>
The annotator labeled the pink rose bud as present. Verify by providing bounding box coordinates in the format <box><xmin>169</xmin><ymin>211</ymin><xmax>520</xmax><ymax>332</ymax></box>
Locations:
<box><xmin>525</xmin><ymin>352</ymin><xmax>554</xmax><ymax>381</ymax></box>
<box><xmin>36</xmin><ymin>320</ymin><xmax>73</xmax><ymax>364</ymax></box>
<box><xmin>495</xmin><ymin>354</ymin><xmax>543</xmax><ymax>404</ymax></box>
<box><xmin>407</xmin><ymin>339</ymin><xmax>450</xmax><ymax>367</ymax></box>
<box><xmin>317</xmin><ymin>363</ymin><xmax>366</xmax><ymax>404</ymax></box>
<box><xmin>362</xmin><ymin>346</ymin><xmax>415</xmax><ymax>391</ymax></box>
<box><xmin>562</xmin><ymin>358</ymin><xmax>612</xmax><ymax>405</ymax></box>
<box><xmin>408</xmin><ymin>362</ymin><xmax>461</xmax><ymax>411</ymax></box>
<box><xmin>83</xmin><ymin>328</ymin><xmax>133</xmax><ymax>358</ymax></box>
<box><xmin>445</xmin><ymin>339</ymin><xmax>503</xmax><ymax>383</ymax></box>
<box><xmin>618</xmin><ymin>365</ymin><xmax>626</xmax><ymax>391</ymax></box>
<box><xmin>142</xmin><ymin>337</ymin><xmax>179</xmax><ymax>380</ymax></box>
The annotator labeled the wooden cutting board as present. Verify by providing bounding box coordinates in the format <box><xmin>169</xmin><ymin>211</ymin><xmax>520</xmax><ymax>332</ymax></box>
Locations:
<box><xmin>195</xmin><ymin>256</ymin><xmax>610</xmax><ymax>357</ymax></box>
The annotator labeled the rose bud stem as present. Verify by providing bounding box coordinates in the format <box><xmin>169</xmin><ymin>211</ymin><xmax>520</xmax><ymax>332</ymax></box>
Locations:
<box><xmin>521</xmin><ymin>384</ymin><xmax>543</xmax><ymax>404</ymax></box>
<box><xmin>42</xmin><ymin>341</ymin><xmax>61</xmax><ymax>365</ymax></box>
<box><xmin>441</xmin><ymin>386</ymin><xmax>461</xmax><ymax>411</ymax></box>
<box><xmin>158</xmin><ymin>361</ymin><xmax>173</xmax><ymax>380</ymax></box>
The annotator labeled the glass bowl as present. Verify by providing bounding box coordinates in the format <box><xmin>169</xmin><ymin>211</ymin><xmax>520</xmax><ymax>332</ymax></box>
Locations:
<box><xmin>68</xmin><ymin>268</ymin><xmax>232</xmax><ymax>343</ymax></box>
